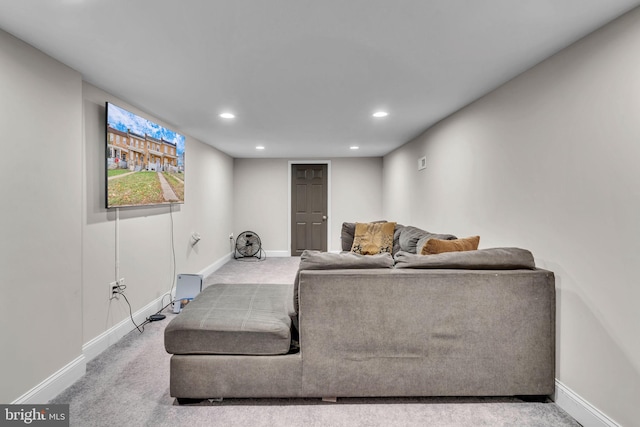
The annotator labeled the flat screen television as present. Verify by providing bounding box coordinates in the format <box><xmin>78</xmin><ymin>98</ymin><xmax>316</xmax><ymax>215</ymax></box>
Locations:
<box><xmin>105</xmin><ymin>102</ymin><xmax>185</xmax><ymax>208</ymax></box>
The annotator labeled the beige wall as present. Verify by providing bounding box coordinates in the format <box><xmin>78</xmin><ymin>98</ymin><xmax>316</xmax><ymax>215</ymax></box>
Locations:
<box><xmin>0</xmin><ymin>30</ymin><xmax>83</xmax><ymax>403</ymax></box>
<box><xmin>234</xmin><ymin>159</ymin><xmax>290</xmax><ymax>253</ymax></box>
<box><xmin>330</xmin><ymin>157</ymin><xmax>384</xmax><ymax>249</ymax></box>
<box><xmin>383</xmin><ymin>8</ymin><xmax>640</xmax><ymax>426</ymax></box>
<box><xmin>0</xmin><ymin>29</ymin><xmax>235</xmax><ymax>403</ymax></box>
<box><xmin>234</xmin><ymin>157</ymin><xmax>383</xmax><ymax>253</ymax></box>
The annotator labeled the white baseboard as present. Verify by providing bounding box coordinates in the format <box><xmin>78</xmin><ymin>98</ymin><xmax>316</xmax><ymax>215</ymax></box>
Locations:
<box><xmin>228</xmin><ymin>250</ymin><xmax>290</xmax><ymax>258</ymax></box>
<box><xmin>12</xmin><ymin>355</ymin><xmax>86</xmax><ymax>404</ymax></box>
<box><xmin>554</xmin><ymin>379</ymin><xmax>620</xmax><ymax>427</ymax></box>
<box><xmin>83</xmin><ymin>295</ymin><xmax>166</xmax><ymax>362</ymax></box>
<box><xmin>15</xmin><ymin>294</ymin><xmax>167</xmax><ymax>404</ymax></box>
<box><xmin>197</xmin><ymin>252</ymin><xmax>233</xmax><ymax>277</ymax></box>
<box><xmin>264</xmin><ymin>250</ymin><xmax>290</xmax><ymax>257</ymax></box>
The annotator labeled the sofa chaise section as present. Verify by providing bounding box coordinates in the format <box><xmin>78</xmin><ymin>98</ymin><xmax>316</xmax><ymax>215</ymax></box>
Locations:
<box><xmin>165</xmin><ymin>283</ymin><xmax>304</xmax><ymax>399</ymax></box>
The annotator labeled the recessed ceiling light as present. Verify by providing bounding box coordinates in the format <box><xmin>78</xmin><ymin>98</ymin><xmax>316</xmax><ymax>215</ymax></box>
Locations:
<box><xmin>372</xmin><ymin>111</ymin><xmax>388</xmax><ymax>118</ymax></box>
<box><xmin>256</xmin><ymin>145</ymin><xmax>265</xmax><ymax>150</ymax></box>
<box><xmin>350</xmin><ymin>146</ymin><xmax>359</xmax><ymax>150</ymax></box>
<box><xmin>219</xmin><ymin>112</ymin><xmax>235</xmax><ymax>119</ymax></box>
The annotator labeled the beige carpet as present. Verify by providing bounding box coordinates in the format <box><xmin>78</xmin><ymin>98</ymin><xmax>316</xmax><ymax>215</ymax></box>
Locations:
<box><xmin>51</xmin><ymin>257</ymin><xmax>580</xmax><ymax>427</ymax></box>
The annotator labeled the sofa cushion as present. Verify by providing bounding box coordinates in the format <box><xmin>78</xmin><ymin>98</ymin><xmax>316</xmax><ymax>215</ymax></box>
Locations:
<box><xmin>293</xmin><ymin>250</ymin><xmax>394</xmax><ymax>313</ymax></box>
<box><xmin>399</xmin><ymin>226</ymin><xmax>457</xmax><ymax>253</ymax></box>
<box><xmin>394</xmin><ymin>247</ymin><xmax>536</xmax><ymax>270</ymax></box>
<box><xmin>165</xmin><ymin>283</ymin><xmax>292</xmax><ymax>356</ymax></box>
<box><xmin>420</xmin><ymin>235</ymin><xmax>480</xmax><ymax>255</ymax></box>
<box><xmin>350</xmin><ymin>222</ymin><xmax>396</xmax><ymax>255</ymax></box>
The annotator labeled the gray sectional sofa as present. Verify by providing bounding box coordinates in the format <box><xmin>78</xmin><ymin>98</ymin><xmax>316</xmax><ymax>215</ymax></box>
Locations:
<box><xmin>164</xmin><ymin>223</ymin><xmax>555</xmax><ymax>402</ymax></box>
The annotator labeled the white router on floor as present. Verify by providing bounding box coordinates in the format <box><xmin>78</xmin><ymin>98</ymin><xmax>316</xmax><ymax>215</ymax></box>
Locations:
<box><xmin>173</xmin><ymin>274</ymin><xmax>203</xmax><ymax>313</ymax></box>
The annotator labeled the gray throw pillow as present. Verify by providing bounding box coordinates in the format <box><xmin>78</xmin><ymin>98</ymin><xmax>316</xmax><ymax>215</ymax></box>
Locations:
<box><xmin>399</xmin><ymin>226</ymin><xmax>457</xmax><ymax>253</ymax></box>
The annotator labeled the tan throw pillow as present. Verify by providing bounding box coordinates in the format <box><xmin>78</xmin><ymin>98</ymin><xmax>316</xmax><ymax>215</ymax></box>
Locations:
<box><xmin>351</xmin><ymin>222</ymin><xmax>396</xmax><ymax>255</ymax></box>
<box><xmin>341</xmin><ymin>220</ymin><xmax>388</xmax><ymax>251</ymax></box>
<box><xmin>420</xmin><ymin>235</ymin><xmax>480</xmax><ymax>255</ymax></box>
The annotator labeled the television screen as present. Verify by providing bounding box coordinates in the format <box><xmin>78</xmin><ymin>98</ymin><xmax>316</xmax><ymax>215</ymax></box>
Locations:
<box><xmin>105</xmin><ymin>102</ymin><xmax>185</xmax><ymax>208</ymax></box>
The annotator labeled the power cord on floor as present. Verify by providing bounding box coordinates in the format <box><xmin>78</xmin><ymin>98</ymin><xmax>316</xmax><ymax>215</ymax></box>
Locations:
<box><xmin>112</xmin><ymin>285</ymin><xmax>147</xmax><ymax>333</ymax></box>
<box><xmin>147</xmin><ymin>300</ymin><xmax>173</xmax><ymax>323</ymax></box>
<box><xmin>143</xmin><ymin>204</ymin><xmax>177</xmax><ymax>325</ymax></box>
<box><xmin>108</xmin><ymin>204</ymin><xmax>177</xmax><ymax>334</ymax></box>
<box><xmin>112</xmin><ymin>281</ymin><xmax>173</xmax><ymax>332</ymax></box>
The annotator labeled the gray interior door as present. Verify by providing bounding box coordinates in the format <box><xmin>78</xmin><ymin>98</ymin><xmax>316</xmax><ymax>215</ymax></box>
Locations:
<box><xmin>291</xmin><ymin>164</ymin><xmax>328</xmax><ymax>255</ymax></box>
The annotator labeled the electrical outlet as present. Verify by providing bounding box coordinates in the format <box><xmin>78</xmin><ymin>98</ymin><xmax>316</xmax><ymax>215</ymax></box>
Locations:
<box><xmin>109</xmin><ymin>280</ymin><xmax>119</xmax><ymax>299</ymax></box>
<box><xmin>109</xmin><ymin>278</ymin><xmax>125</xmax><ymax>299</ymax></box>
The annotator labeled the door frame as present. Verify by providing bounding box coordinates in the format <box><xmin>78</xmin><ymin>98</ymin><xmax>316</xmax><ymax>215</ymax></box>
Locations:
<box><xmin>288</xmin><ymin>160</ymin><xmax>332</xmax><ymax>256</ymax></box>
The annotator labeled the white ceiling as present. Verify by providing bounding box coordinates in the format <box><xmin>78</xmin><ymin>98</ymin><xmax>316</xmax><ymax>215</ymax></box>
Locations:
<box><xmin>1</xmin><ymin>1</ymin><xmax>639</xmax><ymax>158</ymax></box>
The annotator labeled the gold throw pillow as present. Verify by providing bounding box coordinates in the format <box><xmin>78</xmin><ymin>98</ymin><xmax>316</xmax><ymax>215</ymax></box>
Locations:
<box><xmin>351</xmin><ymin>222</ymin><xmax>396</xmax><ymax>255</ymax></box>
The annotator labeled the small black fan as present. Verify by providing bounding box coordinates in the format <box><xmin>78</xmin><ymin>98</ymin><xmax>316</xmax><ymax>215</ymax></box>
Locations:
<box><xmin>234</xmin><ymin>231</ymin><xmax>262</xmax><ymax>259</ymax></box>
